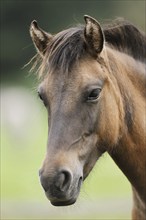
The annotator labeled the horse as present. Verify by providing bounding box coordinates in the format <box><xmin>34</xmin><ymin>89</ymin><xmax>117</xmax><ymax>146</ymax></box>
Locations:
<box><xmin>29</xmin><ymin>15</ymin><xmax>146</xmax><ymax>219</ymax></box>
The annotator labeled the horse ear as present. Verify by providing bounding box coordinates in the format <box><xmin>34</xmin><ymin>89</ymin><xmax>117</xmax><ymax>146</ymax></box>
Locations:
<box><xmin>30</xmin><ymin>20</ymin><xmax>52</xmax><ymax>56</ymax></box>
<box><xmin>84</xmin><ymin>15</ymin><xmax>104</xmax><ymax>56</ymax></box>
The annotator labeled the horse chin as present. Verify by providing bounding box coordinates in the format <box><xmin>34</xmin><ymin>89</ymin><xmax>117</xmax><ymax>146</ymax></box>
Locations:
<box><xmin>50</xmin><ymin>198</ymin><xmax>76</xmax><ymax>206</ymax></box>
<box><xmin>45</xmin><ymin>189</ymin><xmax>79</xmax><ymax>207</ymax></box>
<box><xmin>45</xmin><ymin>192</ymin><xmax>77</xmax><ymax>206</ymax></box>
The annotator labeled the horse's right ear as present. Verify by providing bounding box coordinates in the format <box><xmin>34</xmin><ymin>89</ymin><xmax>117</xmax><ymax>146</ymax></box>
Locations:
<box><xmin>84</xmin><ymin>15</ymin><xmax>104</xmax><ymax>57</ymax></box>
<box><xmin>30</xmin><ymin>20</ymin><xmax>52</xmax><ymax>56</ymax></box>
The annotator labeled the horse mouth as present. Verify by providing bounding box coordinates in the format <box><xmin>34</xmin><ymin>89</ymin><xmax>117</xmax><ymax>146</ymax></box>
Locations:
<box><xmin>42</xmin><ymin>174</ymin><xmax>83</xmax><ymax>206</ymax></box>
<box><xmin>45</xmin><ymin>189</ymin><xmax>78</xmax><ymax>206</ymax></box>
<box><xmin>50</xmin><ymin>198</ymin><xmax>76</xmax><ymax>206</ymax></box>
<box><xmin>45</xmin><ymin>188</ymin><xmax>78</xmax><ymax>206</ymax></box>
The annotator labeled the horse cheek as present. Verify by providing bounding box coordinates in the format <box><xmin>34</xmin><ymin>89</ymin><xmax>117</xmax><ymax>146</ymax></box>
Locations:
<box><xmin>98</xmin><ymin>94</ymin><xmax>121</xmax><ymax>147</ymax></box>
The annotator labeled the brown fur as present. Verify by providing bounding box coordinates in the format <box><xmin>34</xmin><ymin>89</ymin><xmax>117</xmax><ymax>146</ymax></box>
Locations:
<box><xmin>30</xmin><ymin>17</ymin><xmax>146</xmax><ymax>218</ymax></box>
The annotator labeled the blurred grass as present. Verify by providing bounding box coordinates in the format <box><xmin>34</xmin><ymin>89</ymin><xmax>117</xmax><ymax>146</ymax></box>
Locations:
<box><xmin>1</xmin><ymin>86</ymin><xmax>132</xmax><ymax>219</ymax></box>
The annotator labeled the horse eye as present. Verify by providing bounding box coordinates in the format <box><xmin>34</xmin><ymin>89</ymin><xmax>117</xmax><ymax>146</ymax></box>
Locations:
<box><xmin>87</xmin><ymin>88</ymin><xmax>101</xmax><ymax>102</ymax></box>
<box><xmin>38</xmin><ymin>92</ymin><xmax>44</xmax><ymax>101</ymax></box>
<box><xmin>38</xmin><ymin>91</ymin><xmax>48</xmax><ymax>108</ymax></box>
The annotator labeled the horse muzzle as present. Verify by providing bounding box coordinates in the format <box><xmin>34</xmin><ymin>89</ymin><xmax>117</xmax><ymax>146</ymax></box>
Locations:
<box><xmin>39</xmin><ymin>168</ymin><xmax>83</xmax><ymax>206</ymax></box>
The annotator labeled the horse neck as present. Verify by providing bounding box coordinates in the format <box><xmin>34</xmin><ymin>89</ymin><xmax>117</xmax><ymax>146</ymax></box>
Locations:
<box><xmin>105</xmin><ymin>48</ymin><xmax>146</xmax><ymax>203</ymax></box>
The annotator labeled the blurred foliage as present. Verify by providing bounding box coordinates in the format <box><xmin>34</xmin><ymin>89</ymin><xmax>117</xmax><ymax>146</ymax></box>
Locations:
<box><xmin>1</xmin><ymin>0</ymin><xmax>145</xmax><ymax>85</ymax></box>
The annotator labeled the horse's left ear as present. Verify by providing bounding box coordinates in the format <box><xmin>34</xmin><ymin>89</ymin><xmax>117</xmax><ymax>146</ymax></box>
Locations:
<box><xmin>84</xmin><ymin>15</ymin><xmax>104</xmax><ymax>56</ymax></box>
<box><xmin>30</xmin><ymin>20</ymin><xmax>52</xmax><ymax>56</ymax></box>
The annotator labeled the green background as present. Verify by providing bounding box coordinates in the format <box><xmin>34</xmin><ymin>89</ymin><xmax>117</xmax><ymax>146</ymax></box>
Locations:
<box><xmin>1</xmin><ymin>0</ymin><xmax>145</xmax><ymax>219</ymax></box>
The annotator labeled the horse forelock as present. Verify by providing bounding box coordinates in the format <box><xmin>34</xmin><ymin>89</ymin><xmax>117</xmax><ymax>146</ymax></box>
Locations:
<box><xmin>39</xmin><ymin>26</ymin><xmax>86</xmax><ymax>76</ymax></box>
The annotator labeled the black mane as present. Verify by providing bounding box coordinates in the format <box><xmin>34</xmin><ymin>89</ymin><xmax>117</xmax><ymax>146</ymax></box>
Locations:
<box><xmin>44</xmin><ymin>20</ymin><xmax>146</xmax><ymax>73</ymax></box>
<box><xmin>104</xmin><ymin>20</ymin><xmax>146</xmax><ymax>63</ymax></box>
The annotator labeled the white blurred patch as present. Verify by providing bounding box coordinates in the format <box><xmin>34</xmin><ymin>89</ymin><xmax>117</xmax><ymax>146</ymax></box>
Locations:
<box><xmin>1</xmin><ymin>87</ymin><xmax>47</xmax><ymax>143</ymax></box>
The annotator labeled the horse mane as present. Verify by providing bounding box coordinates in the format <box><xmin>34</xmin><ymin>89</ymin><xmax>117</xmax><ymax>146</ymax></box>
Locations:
<box><xmin>103</xmin><ymin>19</ymin><xmax>146</xmax><ymax>63</ymax></box>
<box><xmin>37</xmin><ymin>19</ymin><xmax>146</xmax><ymax>76</ymax></box>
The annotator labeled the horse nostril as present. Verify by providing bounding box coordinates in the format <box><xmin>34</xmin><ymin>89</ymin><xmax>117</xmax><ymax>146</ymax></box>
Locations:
<box><xmin>55</xmin><ymin>170</ymin><xmax>72</xmax><ymax>192</ymax></box>
<box><xmin>40</xmin><ymin>175</ymin><xmax>49</xmax><ymax>192</ymax></box>
<box><xmin>78</xmin><ymin>176</ymin><xmax>83</xmax><ymax>188</ymax></box>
